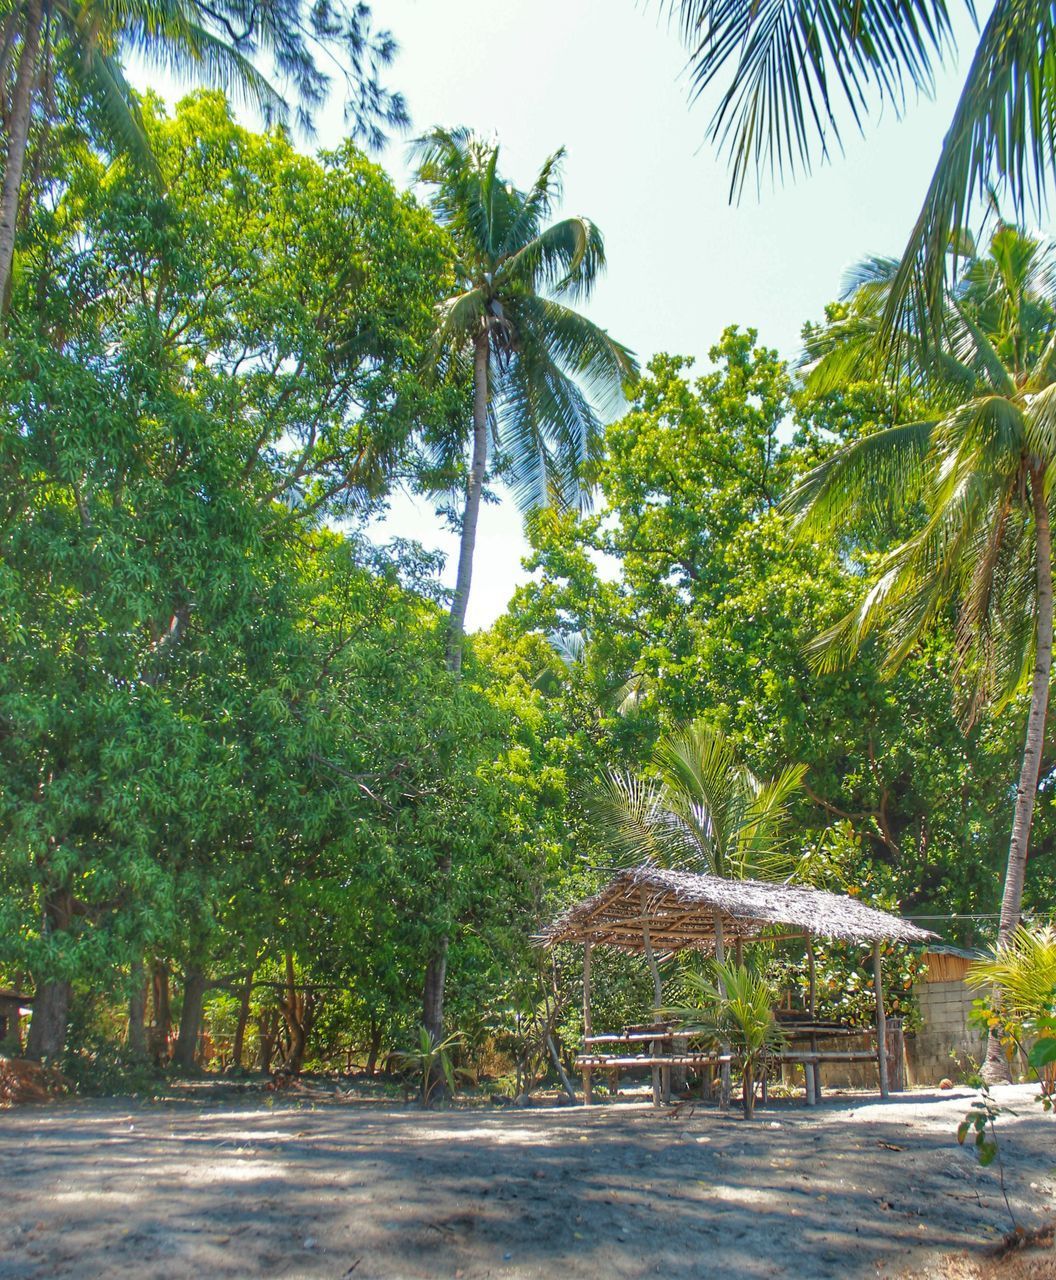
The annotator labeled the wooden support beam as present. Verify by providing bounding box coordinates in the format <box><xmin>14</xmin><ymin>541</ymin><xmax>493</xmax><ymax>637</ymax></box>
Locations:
<box><xmin>873</xmin><ymin>941</ymin><xmax>889</xmax><ymax>1099</ymax></box>
<box><xmin>582</xmin><ymin>941</ymin><xmax>593</xmax><ymax>1106</ymax></box>
<box><xmin>641</xmin><ymin>886</ymin><xmax>663</xmax><ymax>1107</ymax></box>
<box><xmin>714</xmin><ymin>907</ymin><xmax>731</xmax><ymax>1107</ymax></box>
<box><xmin>807</xmin><ymin>937</ymin><xmax>820</xmax><ymax>1100</ymax></box>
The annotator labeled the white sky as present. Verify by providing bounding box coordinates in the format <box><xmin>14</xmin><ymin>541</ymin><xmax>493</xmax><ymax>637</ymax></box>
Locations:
<box><xmin>136</xmin><ymin>1</ymin><xmax>986</xmax><ymax>631</ymax></box>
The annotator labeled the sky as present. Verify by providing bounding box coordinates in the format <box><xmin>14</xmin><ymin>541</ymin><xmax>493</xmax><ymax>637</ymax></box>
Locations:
<box><xmin>137</xmin><ymin>0</ymin><xmax>982</xmax><ymax>631</ymax></box>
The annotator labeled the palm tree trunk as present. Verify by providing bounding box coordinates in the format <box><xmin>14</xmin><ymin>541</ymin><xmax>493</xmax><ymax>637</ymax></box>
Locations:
<box><xmin>423</xmin><ymin>331</ymin><xmax>489</xmax><ymax>1048</ymax></box>
<box><xmin>0</xmin><ymin>0</ymin><xmax>43</xmax><ymax>311</ymax></box>
<box><xmin>445</xmin><ymin>331</ymin><xmax>490</xmax><ymax>673</ymax></box>
<box><xmin>984</xmin><ymin>464</ymin><xmax>1053</xmax><ymax>1083</ymax></box>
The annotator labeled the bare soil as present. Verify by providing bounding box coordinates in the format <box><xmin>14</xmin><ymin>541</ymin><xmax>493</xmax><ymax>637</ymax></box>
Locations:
<box><xmin>1</xmin><ymin>1083</ymin><xmax>1053</xmax><ymax>1279</ymax></box>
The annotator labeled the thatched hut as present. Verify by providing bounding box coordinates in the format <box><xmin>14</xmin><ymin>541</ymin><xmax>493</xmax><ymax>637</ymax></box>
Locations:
<box><xmin>539</xmin><ymin>864</ymin><xmax>934</xmax><ymax>1105</ymax></box>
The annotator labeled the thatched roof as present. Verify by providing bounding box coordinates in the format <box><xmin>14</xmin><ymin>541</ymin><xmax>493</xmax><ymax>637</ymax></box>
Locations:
<box><xmin>538</xmin><ymin>865</ymin><xmax>935</xmax><ymax>952</ymax></box>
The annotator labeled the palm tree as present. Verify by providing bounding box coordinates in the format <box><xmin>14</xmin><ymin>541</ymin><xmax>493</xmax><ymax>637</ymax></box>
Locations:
<box><xmin>664</xmin><ymin>960</ymin><xmax>785</xmax><ymax>1118</ymax></box>
<box><xmin>410</xmin><ymin>127</ymin><xmax>638</xmax><ymax>675</ymax></box>
<box><xmin>587</xmin><ymin>721</ymin><xmax>805</xmax><ymax>985</ymax></box>
<box><xmin>966</xmin><ymin>923</ymin><xmax>1056</xmax><ymax>1086</ymax></box>
<box><xmin>587</xmin><ymin>720</ymin><xmax>803</xmax><ymax>1101</ymax></box>
<box><xmin>664</xmin><ymin>0</ymin><xmax>1056</xmax><ymax>345</ymax></box>
<box><xmin>0</xmin><ymin>0</ymin><xmax>407</xmax><ymax>310</ymax></box>
<box><xmin>787</xmin><ymin>223</ymin><xmax>1056</xmax><ymax>1078</ymax></box>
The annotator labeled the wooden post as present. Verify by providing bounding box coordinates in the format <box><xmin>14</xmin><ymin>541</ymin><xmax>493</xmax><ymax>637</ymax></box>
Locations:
<box><xmin>807</xmin><ymin>937</ymin><xmax>820</xmax><ymax>1102</ymax></box>
<box><xmin>641</xmin><ymin>887</ymin><xmax>663</xmax><ymax>1107</ymax></box>
<box><xmin>714</xmin><ymin>908</ymin><xmax>731</xmax><ymax>1107</ymax></box>
<box><xmin>873</xmin><ymin>942</ymin><xmax>890</xmax><ymax>1099</ymax></box>
<box><xmin>582</xmin><ymin>941</ymin><xmax>593</xmax><ymax>1106</ymax></box>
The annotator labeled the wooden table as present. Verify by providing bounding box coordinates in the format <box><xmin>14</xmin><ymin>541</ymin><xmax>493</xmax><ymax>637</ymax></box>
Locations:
<box><xmin>577</xmin><ymin>1024</ymin><xmax>731</xmax><ymax>1105</ymax></box>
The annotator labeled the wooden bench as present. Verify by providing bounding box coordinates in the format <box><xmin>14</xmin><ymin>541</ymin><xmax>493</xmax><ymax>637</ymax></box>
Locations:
<box><xmin>769</xmin><ymin>1018</ymin><xmax>890</xmax><ymax>1104</ymax></box>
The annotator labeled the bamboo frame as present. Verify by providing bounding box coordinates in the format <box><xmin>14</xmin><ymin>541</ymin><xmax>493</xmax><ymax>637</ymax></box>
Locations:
<box><xmin>874</xmin><ymin>941</ymin><xmax>889</xmax><ymax>1099</ymax></box>
<box><xmin>582</xmin><ymin>941</ymin><xmax>592</xmax><ymax>1106</ymax></box>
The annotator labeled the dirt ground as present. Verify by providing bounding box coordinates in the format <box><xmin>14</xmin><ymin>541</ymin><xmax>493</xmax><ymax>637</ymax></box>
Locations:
<box><xmin>1</xmin><ymin>1083</ymin><xmax>1053</xmax><ymax>1280</ymax></box>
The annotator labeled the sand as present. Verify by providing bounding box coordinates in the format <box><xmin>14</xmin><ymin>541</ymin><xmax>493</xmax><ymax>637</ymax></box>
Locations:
<box><xmin>1</xmin><ymin>1083</ymin><xmax>1053</xmax><ymax>1279</ymax></box>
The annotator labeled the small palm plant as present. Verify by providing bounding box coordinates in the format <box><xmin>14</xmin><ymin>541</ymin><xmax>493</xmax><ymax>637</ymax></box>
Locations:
<box><xmin>392</xmin><ymin>1028</ymin><xmax>471</xmax><ymax>1108</ymax></box>
<box><xmin>966</xmin><ymin>924</ymin><xmax>1056</xmax><ymax>1091</ymax></box>
<box><xmin>665</xmin><ymin>960</ymin><xmax>785</xmax><ymax>1119</ymax></box>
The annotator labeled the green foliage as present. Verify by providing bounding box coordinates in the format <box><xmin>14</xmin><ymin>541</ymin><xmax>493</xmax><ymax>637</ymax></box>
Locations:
<box><xmin>967</xmin><ymin>924</ymin><xmax>1056</xmax><ymax>1093</ymax></box>
<box><xmin>957</xmin><ymin>1095</ymin><xmax>1001</xmax><ymax>1168</ymax></box>
<box><xmin>61</xmin><ymin>1039</ymin><xmax>166</xmax><ymax>1099</ymax></box>
<box><xmin>411</xmin><ymin>125</ymin><xmax>638</xmax><ymax>513</ymax></box>
<box><xmin>666</xmin><ymin>960</ymin><xmax>784</xmax><ymax>1118</ymax></box>
<box><xmin>586</xmin><ymin>720</ymin><xmax>804</xmax><ymax>880</ymax></box>
<box><xmin>513</xmin><ymin>329</ymin><xmax>1036</xmax><ymax>933</ymax></box>
<box><xmin>392</xmin><ymin>1028</ymin><xmax>472</xmax><ymax>1106</ymax></box>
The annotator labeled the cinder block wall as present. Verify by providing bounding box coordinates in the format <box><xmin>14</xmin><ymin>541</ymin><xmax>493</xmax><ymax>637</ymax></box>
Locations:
<box><xmin>905</xmin><ymin>979</ymin><xmax>983</xmax><ymax>1085</ymax></box>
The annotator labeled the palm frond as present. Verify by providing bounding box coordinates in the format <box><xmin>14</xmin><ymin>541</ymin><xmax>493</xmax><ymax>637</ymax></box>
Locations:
<box><xmin>880</xmin><ymin>0</ymin><xmax>1056</xmax><ymax>350</ymax></box>
<box><xmin>584</xmin><ymin>770</ymin><xmax>701</xmax><ymax>870</ymax></box>
<box><xmin>499</xmin><ymin>217</ymin><xmax>606</xmax><ymax>301</ymax></box>
<box><xmin>496</xmin><ymin>147</ymin><xmax>565</xmax><ymax>256</ymax></box>
<box><xmin>665</xmin><ymin>0</ymin><xmax>963</xmax><ymax>197</ymax></box>
<box><xmin>494</xmin><ymin>343</ymin><xmax>599</xmax><ymax>512</ymax></box>
<box><xmin>514</xmin><ymin>294</ymin><xmax>638</xmax><ymax>413</ymax></box>
<box><xmin>74</xmin><ymin>46</ymin><xmax>160</xmax><ymax>180</ymax></box>
<box><xmin>784</xmin><ymin>419</ymin><xmax>935</xmax><ymax>537</ymax></box>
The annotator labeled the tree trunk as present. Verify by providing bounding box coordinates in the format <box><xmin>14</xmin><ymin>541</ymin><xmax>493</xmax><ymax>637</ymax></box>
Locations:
<box><xmin>126</xmin><ymin>959</ymin><xmax>148</xmax><ymax>1059</ymax></box>
<box><xmin>25</xmin><ymin>979</ymin><xmax>69</xmax><ymax>1061</ymax></box>
<box><xmin>231</xmin><ymin>970</ymin><xmax>253</xmax><ymax>1071</ymax></box>
<box><xmin>365</xmin><ymin>1016</ymin><xmax>383</xmax><ymax>1076</ymax></box>
<box><xmin>423</xmin><ymin>335</ymin><xmax>488</xmax><ymax>1051</ymax></box>
<box><xmin>279</xmin><ymin>953</ymin><xmax>314</xmax><ymax>1074</ymax></box>
<box><xmin>0</xmin><ymin>0</ymin><xmax>42</xmax><ymax>311</ymax></box>
<box><xmin>741</xmin><ymin>1060</ymin><xmax>755</xmax><ymax>1119</ymax></box>
<box><xmin>984</xmin><ymin>465</ymin><xmax>1053</xmax><ymax>1083</ymax></box>
<box><xmin>173</xmin><ymin>967</ymin><xmax>207</xmax><ymax>1072</ymax></box>
<box><xmin>445</xmin><ymin>331</ymin><xmax>490</xmax><ymax>673</ymax></box>
<box><xmin>423</xmin><ymin>942</ymin><xmax>448</xmax><ymax>1042</ymax></box>
<box><xmin>258</xmin><ymin>1009</ymin><xmax>279</xmax><ymax>1073</ymax></box>
<box><xmin>150</xmin><ymin>962</ymin><xmax>172</xmax><ymax>1065</ymax></box>
<box><xmin>25</xmin><ymin>888</ymin><xmax>73</xmax><ymax>1061</ymax></box>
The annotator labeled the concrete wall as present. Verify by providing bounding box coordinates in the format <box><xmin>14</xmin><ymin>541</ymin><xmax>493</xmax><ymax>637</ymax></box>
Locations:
<box><xmin>904</xmin><ymin>979</ymin><xmax>984</xmax><ymax>1085</ymax></box>
<box><xmin>804</xmin><ymin>980</ymin><xmax>986</xmax><ymax>1092</ymax></box>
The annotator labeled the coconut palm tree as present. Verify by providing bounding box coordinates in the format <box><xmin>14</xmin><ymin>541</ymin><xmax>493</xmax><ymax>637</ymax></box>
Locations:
<box><xmin>787</xmin><ymin>223</ymin><xmax>1056</xmax><ymax>1078</ymax></box>
<box><xmin>0</xmin><ymin>0</ymin><xmax>407</xmax><ymax>310</ymax></box>
<box><xmin>587</xmin><ymin>721</ymin><xmax>804</xmax><ymax>1101</ymax></box>
<box><xmin>966</xmin><ymin>923</ymin><xmax>1056</xmax><ymax>1087</ymax></box>
<box><xmin>411</xmin><ymin>127</ymin><xmax>638</xmax><ymax>675</ymax></box>
<box><xmin>664</xmin><ymin>0</ymin><xmax>1056</xmax><ymax>345</ymax></box>
<box><xmin>664</xmin><ymin>960</ymin><xmax>785</xmax><ymax>1118</ymax></box>
<box><xmin>587</xmin><ymin>721</ymin><xmax>806</xmax><ymax>981</ymax></box>
<box><xmin>590</xmin><ymin>721</ymin><xmax>806</xmax><ymax>881</ymax></box>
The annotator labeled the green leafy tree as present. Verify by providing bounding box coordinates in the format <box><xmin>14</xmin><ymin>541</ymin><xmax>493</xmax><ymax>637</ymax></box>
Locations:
<box><xmin>788</xmin><ymin>224</ymin><xmax>1056</xmax><ymax>1077</ymax></box>
<box><xmin>0</xmin><ymin>0</ymin><xmax>407</xmax><ymax>308</ymax></box>
<box><xmin>511</xmin><ymin>330</ymin><xmax>1039</xmax><ymax>930</ymax></box>
<box><xmin>0</xmin><ymin>93</ymin><xmax>447</xmax><ymax>1060</ymax></box>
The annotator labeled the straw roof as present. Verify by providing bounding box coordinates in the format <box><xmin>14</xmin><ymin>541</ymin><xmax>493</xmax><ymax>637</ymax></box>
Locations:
<box><xmin>538</xmin><ymin>865</ymin><xmax>935</xmax><ymax>952</ymax></box>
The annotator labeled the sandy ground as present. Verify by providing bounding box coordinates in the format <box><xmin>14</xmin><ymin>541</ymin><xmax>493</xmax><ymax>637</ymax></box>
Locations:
<box><xmin>1</xmin><ymin>1084</ymin><xmax>1054</xmax><ymax>1280</ymax></box>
